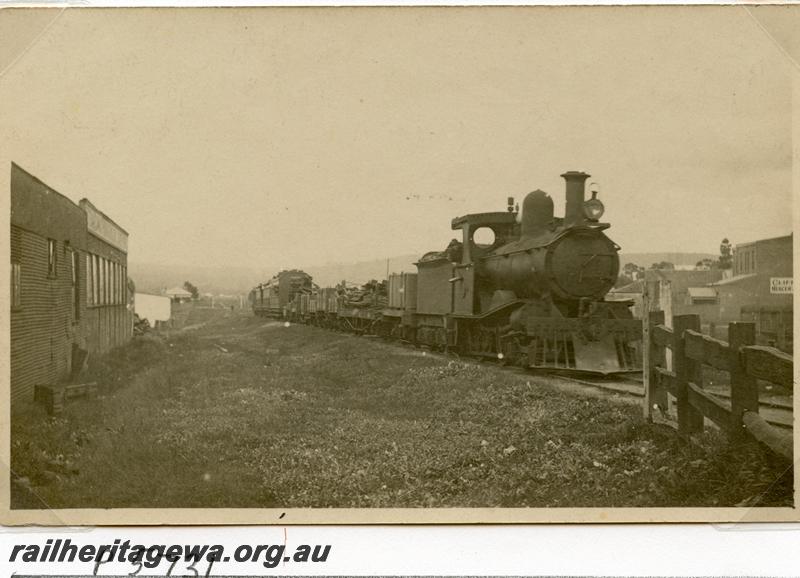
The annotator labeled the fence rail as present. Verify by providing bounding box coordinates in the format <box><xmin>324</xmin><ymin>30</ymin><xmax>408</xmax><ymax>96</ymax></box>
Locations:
<box><xmin>644</xmin><ymin>312</ymin><xmax>793</xmax><ymax>461</ymax></box>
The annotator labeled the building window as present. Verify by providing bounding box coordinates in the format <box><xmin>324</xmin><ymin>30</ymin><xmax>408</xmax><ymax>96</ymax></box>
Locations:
<box><xmin>71</xmin><ymin>250</ymin><xmax>80</xmax><ymax>320</ymax></box>
<box><xmin>100</xmin><ymin>257</ymin><xmax>106</xmax><ymax>305</ymax></box>
<box><xmin>86</xmin><ymin>254</ymin><xmax>93</xmax><ymax>305</ymax></box>
<box><xmin>47</xmin><ymin>239</ymin><xmax>57</xmax><ymax>278</ymax></box>
<box><xmin>93</xmin><ymin>254</ymin><xmax>100</xmax><ymax>305</ymax></box>
<box><xmin>91</xmin><ymin>255</ymin><xmax>97</xmax><ymax>305</ymax></box>
<box><xmin>11</xmin><ymin>262</ymin><xmax>21</xmax><ymax>308</ymax></box>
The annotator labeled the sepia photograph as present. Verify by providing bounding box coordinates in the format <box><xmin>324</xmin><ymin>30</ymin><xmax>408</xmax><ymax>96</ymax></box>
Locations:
<box><xmin>0</xmin><ymin>5</ymin><xmax>796</xmax><ymax>524</ymax></box>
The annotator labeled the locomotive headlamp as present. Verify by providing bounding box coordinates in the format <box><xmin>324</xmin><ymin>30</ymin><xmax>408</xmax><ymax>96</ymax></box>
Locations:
<box><xmin>583</xmin><ymin>191</ymin><xmax>605</xmax><ymax>221</ymax></box>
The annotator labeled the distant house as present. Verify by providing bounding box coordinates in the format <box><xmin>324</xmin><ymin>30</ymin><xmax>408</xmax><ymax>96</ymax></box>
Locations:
<box><xmin>165</xmin><ymin>287</ymin><xmax>193</xmax><ymax>303</ymax></box>
<box><xmin>643</xmin><ymin>269</ymin><xmax>725</xmax><ymax>324</ymax></box>
<box><xmin>608</xmin><ymin>269</ymin><xmax>725</xmax><ymax>339</ymax></box>
<box><xmin>609</xmin><ymin>270</ymin><xmax>726</xmax><ymax>321</ymax></box>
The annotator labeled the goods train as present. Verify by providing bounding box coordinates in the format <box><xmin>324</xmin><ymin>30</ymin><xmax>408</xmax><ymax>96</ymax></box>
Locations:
<box><xmin>250</xmin><ymin>171</ymin><xmax>642</xmax><ymax>373</ymax></box>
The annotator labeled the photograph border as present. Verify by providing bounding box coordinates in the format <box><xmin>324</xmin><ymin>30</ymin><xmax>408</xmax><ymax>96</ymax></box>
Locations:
<box><xmin>1</xmin><ymin>3</ymin><xmax>797</xmax><ymax>526</ymax></box>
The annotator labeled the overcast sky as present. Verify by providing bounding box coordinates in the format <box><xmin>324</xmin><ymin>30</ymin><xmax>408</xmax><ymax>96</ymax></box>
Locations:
<box><xmin>0</xmin><ymin>7</ymin><xmax>795</xmax><ymax>271</ymax></box>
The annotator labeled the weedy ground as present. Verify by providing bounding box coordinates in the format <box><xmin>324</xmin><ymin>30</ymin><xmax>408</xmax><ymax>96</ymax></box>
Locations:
<box><xmin>10</xmin><ymin>307</ymin><xmax>793</xmax><ymax>509</ymax></box>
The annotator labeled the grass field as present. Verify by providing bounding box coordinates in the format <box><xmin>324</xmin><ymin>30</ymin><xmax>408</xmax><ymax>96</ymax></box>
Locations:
<box><xmin>10</xmin><ymin>307</ymin><xmax>793</xmax><ymax>509</ymax></box>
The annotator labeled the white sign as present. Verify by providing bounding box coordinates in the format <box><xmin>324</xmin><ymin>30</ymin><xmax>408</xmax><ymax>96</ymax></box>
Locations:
<box><xmin>81</xmin><ymin>199</ymin><xmax>129</xmax><ymax>253</ymax></box>
<box><xmin>770</xmin><ymin>277</ymin><xmax>793</xmax><ymax>294</ymax></box>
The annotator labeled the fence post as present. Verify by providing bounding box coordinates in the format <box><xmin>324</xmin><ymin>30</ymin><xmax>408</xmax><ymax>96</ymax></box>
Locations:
<box><xmin>729</xmin><ymin>322</ymin><xmax>757</xmax><ymax>440</ymax></box>
<box><xmin>661</xmin><ymin>280</ymin><xmax>673</xmax><ymax>371</ymax></box>
<box><xmin>644</xmin><ymin>310</ymin><xmax>666</xmax><ymax>420</ymax></box>
<box><xmin>673</xmin><ymin>314</ymin><xmax>704</xmax><ymax>435</ymax></box>
<box><xmin>641</xmin><ymin>285</ymin><xmax>651</xmax><ymax>419</ymax></box>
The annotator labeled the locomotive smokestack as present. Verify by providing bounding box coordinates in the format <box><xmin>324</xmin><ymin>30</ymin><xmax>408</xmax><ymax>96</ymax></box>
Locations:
<box><xmin>562</xmin><ymin>171</ymin><xmax>590</xmax><ymax>227</ymax></box>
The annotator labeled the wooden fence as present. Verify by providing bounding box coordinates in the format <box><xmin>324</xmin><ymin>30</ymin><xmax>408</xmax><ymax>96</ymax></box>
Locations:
<box><xmin>644</xmin><ymin>312</ymin><xmax>793</xmax><ymax>460</ymax></box>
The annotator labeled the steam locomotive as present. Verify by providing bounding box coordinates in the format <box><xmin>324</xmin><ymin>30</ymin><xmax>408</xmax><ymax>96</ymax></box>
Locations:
<box><xmin>251</xmin><ymin>171</ymin><xmax>641</xmax><ymax>374</ymax></box>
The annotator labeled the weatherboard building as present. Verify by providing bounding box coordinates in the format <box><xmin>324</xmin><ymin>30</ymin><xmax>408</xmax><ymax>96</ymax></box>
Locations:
<box><xmin>10</xmin><ymin>163</ymin><xmax>133</xmax><ymax>405</ymax></box>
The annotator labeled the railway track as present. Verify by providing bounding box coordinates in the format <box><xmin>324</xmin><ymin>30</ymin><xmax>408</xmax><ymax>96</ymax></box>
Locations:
<box><xmin>331</xmin><ymin>326</ymin><xmax>793</xmax><ymax>431</ymax></box>
<box><xmin>546</xmin><ymin>372</ymin><xmax>793</xmax><ymax>431</ymax></box>
<box><xmin>389</xmin><ymin>337</ymin><xmax>795</xmax><ymax>431</ymax></box>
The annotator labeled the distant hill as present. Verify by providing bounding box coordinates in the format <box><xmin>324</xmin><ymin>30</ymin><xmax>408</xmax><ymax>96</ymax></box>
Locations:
<box><xmin>129</xmin><ymin>251</ymin><xmax>718</xmax><ymax>295</ymax></box>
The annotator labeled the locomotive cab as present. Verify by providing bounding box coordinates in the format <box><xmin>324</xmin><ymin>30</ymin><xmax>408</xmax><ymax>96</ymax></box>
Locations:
<box><xmin>450</xmin><ymin>211</ymin><xmax>518</xmax><ymax>265</ymax></box>
<box><xmin>448</xmin><ymin>210</ymin><xmax>518</xmax><ymax>316</ymax></box>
